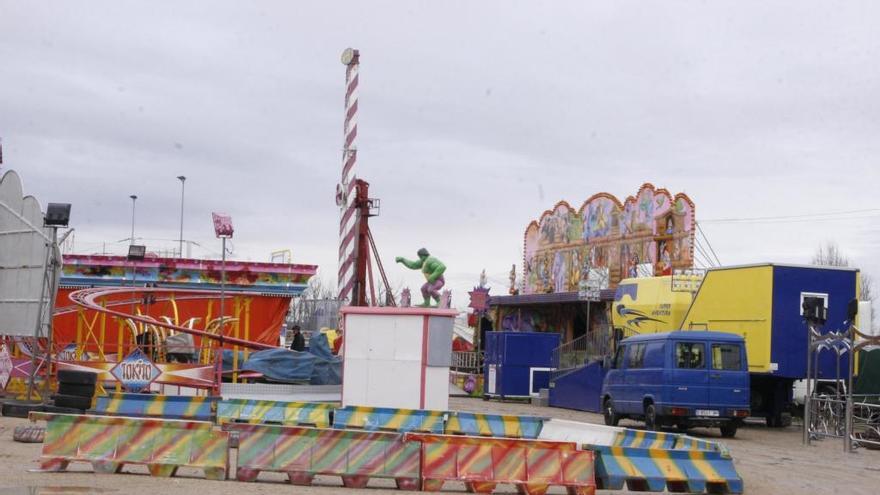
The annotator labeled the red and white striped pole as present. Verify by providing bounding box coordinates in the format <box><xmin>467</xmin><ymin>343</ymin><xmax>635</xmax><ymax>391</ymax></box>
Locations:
<box><xmin>337</xmin><ymin>48</ymin><xmax>360</xmax><ymax>304</ymax></box>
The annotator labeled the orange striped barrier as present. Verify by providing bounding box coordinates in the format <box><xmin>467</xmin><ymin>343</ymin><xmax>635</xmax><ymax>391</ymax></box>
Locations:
<box><xmin>30</xmin><ymin>412</ymin><xmax>228</xmax><ymax>480</ymax></box>
<box><xmin>405</xmin><ymin>433</ymin><xmax>596</xmax><ymax>495</ymax></box>
<box><xmin>228</xmin><ymin>423</ymin><xmax>420</xmax><ymax>489</ymax></box>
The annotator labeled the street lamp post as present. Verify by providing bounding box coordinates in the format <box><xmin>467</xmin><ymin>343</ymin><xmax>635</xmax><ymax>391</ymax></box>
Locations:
<box><xmin>177</xmin><ymin>176</ymin><xmax>186</xmax><ymax>258</ymax></box>
<box><xmin>129</xmin><ymin>195</ymin><xmax>137</xmax><ymax>245</ymax></box>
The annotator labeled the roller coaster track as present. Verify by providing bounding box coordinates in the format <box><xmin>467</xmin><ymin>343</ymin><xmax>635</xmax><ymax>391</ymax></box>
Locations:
<box><xmin>67</xmin><ymin>287</ymin><xmax>277</xmax><ymax>351</ymax></box>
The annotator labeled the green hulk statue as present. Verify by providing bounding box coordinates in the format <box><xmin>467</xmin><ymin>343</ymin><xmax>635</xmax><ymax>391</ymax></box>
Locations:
<box><xmin>396</xmin><ymin>248</ymin><xmax>447</xmax><ymax>307</ymax></box>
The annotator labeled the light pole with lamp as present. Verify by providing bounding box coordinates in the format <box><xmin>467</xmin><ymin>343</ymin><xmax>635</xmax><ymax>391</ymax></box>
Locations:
<box><xmin>28</xmin><ymin>203</ymin><xmax>71</xmax><ymax>403</ymax></box>
<box><xmin>129</xmin><ymin>195</ymin><xmax>137</xmax><ymax>245</ymax></box>
<box><xmin>211</xmin><ymin>212</ymin><xmax>234</xmax><ymax>393</ymax></box>
<box><xmin>177</xmin><ymin>176</ymin><xmax>186</xmax><ymax>258</ymax></box>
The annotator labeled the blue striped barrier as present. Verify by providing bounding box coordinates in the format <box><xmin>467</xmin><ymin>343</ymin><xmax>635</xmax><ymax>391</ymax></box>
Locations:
<box><xmin>587</xmin><ymin>444</ymin><xmax>743</xmax><ymax>494</ymax></box>
<box><xmin>91</xmin><ymin>393</ymin><xmax>217</xmax><ymax>421</ymax></box>
<box><xmin>612</xmin><ymin>429</ymin><xmax>678</xmax><ymax>449</ymax></box>
<box><xmin>444</xmin><ymin>411</ymin><xmax>545</xmax><ymax>439</ymax></box>
<box><xmin>674</xmin><ymin>435</ymin><xmax>726</xmax><ymax>452</ymax></box>
<box><xmin>332</xmin><ymin>406</ymin><xmax>445</xmax><ymax>433</ymax></box>
<box><xmin>217</xmin><ymin>399</ymin><xmax>332</xmax><ymax>428</ymax></box>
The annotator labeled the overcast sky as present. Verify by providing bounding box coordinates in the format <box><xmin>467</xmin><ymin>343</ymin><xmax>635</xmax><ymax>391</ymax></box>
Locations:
<box><xmin>1</xmin><ymin>1</ymin><xmax>878</xmax><ymax>307</ymax></box>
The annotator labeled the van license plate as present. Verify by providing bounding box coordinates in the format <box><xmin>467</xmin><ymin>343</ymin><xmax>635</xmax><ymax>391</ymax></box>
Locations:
<box><xmin>696</xmin><ymin>410</ymin><xmax>719</xmax><ymax>417</ymax></box>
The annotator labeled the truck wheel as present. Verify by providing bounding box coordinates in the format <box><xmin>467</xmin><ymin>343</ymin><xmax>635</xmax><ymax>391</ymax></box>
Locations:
<box><xmin>644</xmin><ymin>403</ymin><xmax>660</xmax><ymax>431</ymax></box>
<box><xmin>780</xmin><ymin>412</ymin><xmax>792</xmax><ymax>427</ymax></box>
<box><xmin>603</xmin><ymin>398</ymin><xmax>620</xmax><ymax>426</ymax></box>
<box><xmin>720</xmin><ymin>423</ymin><xmax>738</xmax><ymax>438</ymax></box>
<box><xmin>766</xmin><ymin>412</ymin><xmax>792</xmax><ymax>428</ymax></box>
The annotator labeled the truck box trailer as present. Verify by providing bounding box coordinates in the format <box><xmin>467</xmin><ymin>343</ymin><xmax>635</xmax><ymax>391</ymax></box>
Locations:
<box><xmin>612</xmin><ymin>263</ymin><xmax>861</xmax><ymax>426</ymax></box>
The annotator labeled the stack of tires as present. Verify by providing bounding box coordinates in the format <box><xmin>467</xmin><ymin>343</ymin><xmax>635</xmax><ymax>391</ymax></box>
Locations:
<box><xmin>53</xmin><ymin>370</ymin><xmax>97</xmax><ymax>411</ymax></box>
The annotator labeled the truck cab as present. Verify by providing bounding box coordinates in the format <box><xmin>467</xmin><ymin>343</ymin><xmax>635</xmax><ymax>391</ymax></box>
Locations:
<box><xmin>601</xmin><ymin>331</ymin><xmax>750</xmax><ymax>437</ymax></box>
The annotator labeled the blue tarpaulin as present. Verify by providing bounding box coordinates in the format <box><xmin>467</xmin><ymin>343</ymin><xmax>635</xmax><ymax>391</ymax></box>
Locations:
<box><xmin>221</xmin><ymin>333</ymin><xmax>341</xmax><ymax>384</ymax></box>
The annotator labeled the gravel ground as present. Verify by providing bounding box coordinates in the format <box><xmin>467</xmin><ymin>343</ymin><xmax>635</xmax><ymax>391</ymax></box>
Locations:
<box><xmin>0</xmin><ymin>396</ymin><xmax>877</xmax><ymax>495</ymax></box>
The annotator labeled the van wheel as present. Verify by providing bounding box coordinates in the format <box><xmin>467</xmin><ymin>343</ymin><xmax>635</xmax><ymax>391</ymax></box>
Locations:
<box><xmin>720</xmin><ymin>423</ymin><xmax>738</xmax><ymax>438</ymax></box>
<box><xmin>644</xmin><ymin>403</ymin><xmax>660</xmax><ymax>431</ymax></box>
<box><xmin>603</xmin><ymin>398</ymin><xmax>620</xmax><ymax>426</ymax></box>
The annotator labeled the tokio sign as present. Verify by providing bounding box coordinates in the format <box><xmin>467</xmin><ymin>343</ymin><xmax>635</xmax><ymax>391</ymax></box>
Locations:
<box><xmin>109</xmin><ymin>348</ymin><xmax>161</xmax><ymax>393</ymax></box>
<box><xmin>56</xmin><ymin>343</ymin><xmax>89</xmax><ymax>362</ymax></box>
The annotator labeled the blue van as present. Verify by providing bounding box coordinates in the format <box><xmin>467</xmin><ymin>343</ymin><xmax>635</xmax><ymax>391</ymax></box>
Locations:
<box><xmin>601</xmin><ymin>331</ymin><xmax>750</xmax><ymax>437</ymax></box>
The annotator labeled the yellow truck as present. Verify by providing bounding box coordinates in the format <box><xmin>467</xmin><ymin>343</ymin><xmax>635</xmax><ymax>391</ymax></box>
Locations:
<box><xmin>612</xmin><ymin>263</ymin><xmax>863</xmax><ymax>426</ymax></box>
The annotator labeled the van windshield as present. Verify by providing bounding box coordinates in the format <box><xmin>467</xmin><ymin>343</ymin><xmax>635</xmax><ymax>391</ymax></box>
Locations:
<box><xmin>675</xmin><ymin>342</ymin><xmax>705</xmax><ymax>369</ymax></box>
<box><xmin>613</xmin><ymin>346</ymin><xmax>625</xmax><ymax>369</ymax></box>
<box><xmin>712</xmin><ymin>344</ymin><xmax>742</xmax><ymax>371</ymax></box>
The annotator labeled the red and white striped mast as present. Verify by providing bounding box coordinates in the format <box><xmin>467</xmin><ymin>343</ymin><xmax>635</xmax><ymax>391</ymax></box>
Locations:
<box><xmin>337</xmin><ymin>48</ymin><xmax>360</xmax><ymax>304</ymax></box>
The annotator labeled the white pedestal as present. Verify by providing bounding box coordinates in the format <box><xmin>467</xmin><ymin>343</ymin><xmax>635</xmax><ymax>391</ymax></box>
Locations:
<box><xmin>340</xmin><ymin>306</ymin><xmax>457</xmax><ymax>411</ymax></box>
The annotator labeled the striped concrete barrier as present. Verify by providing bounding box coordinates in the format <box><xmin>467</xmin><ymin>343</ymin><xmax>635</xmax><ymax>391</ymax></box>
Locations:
<box><xmin>444</xmin><ymin>412</ymin><xmax>545</xmax><ymax>439</ymax></box>
<box><xmin>405</xmin><ymin>432</ymin><xmax>596</xmax><ymax>495</ymax></box>
<box><xmin>229</xmin><ymin>423</ymin><xmax>420</xmax><ymax>489</ymax></box>
<box><xmin>611</xmin><ymin>429</ymin><xmax>678</xmax><ymax>449</ymax></box>
<box><xmin>586</xmin><ymin>444</ymin><xmax>743</xmax><ymax>494</ymax></box>
<box><xmin>30</xmin><ymin>412</ymin><xmax>228</xmax><ymax>480</ymax></box>
<box><xmin>673</xmin><ymin>435</ymin><xmax>726</xmax><ymax>452</ymax></box>
<box><xmin>91</xmin><ymin>393</ymin><xmax>217</xmax><ymax>421</ymax></box>
<box><xmin>217</xmin><ymin>399</ymin><xmax>332</xmax><ymax>428</ymax></box>
<box><xmin>333</xmin><ymin>406</ymin><xmax>445</xmax><ymax>433</ymax></box>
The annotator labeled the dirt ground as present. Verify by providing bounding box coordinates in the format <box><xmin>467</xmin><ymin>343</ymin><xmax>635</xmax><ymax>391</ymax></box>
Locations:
<box><xmin>0</xmin><ymin>397</ymin><xmax>877</xmax><ymax>495</ymax></box>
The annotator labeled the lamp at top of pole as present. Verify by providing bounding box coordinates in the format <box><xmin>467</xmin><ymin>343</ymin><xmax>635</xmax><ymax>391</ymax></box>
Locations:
<box><xmin>341</xmin><ymin>48</ymin><xmax>359</xmax><ymax>66</ymax></box>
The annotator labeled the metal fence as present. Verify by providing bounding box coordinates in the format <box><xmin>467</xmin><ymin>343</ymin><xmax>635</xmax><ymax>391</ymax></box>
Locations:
<box><xmin>808</xmin><ymin>395</ymin><xmax>848</xmax><ymax>440</ymax></box>
<box><xmin>451</xmin><ymin>351</ymin><xmax>483</xmax><ymax>373</ymax></box>
<box><xmin>852</xmin><ymin>395</ymin><xmax>880</xmax><ymax>449</ymax></box>
<box><xmin>807</xmin><ymin>393</ymin><xmax>880</xmax><ymax>450</ymax></box>
<box><xmin>550</xmin><ymin>324</ymin><xmax>614</xmax><ymax>380</ymax></box>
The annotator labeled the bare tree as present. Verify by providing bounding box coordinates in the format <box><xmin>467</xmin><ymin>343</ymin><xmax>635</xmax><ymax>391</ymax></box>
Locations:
<box><xmin>300</xmin><ymin>276</ymin><xmax>337</xmax><ymax>300</ymax></box>
<box><xmin>811</xmin><ymin>242</ymin><xmax>875</xmax><ymax>328</ymax></box>
<box><xmin>811</xmin><ymin>242</ymin><xmax>850</xmax><ymax>267</ymax></box>
<box><xmin>859</xmin><ymin>273</ymin><xmax>875</xmax><ymax>328</ymax></box>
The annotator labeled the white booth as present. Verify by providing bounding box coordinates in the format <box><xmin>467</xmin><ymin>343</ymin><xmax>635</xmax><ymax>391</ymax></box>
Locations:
<box><xmin>340</xmin><ymin>306</ymin><xmax>457</xmax><ymax>410</ymax></box>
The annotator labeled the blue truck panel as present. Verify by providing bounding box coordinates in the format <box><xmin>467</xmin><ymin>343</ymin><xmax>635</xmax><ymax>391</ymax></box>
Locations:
<box><xmin>484</xmin><ymin>331</ymin><xmax>560</xmax><ymax>397</ymax></box>
<box><xmin>771</xmin><ymin>266</ymin><xmax>857</xmax><ymax>379</ymax></box>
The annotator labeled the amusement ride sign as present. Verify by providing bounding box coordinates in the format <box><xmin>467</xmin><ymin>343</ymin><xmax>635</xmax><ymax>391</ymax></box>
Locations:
<box><xmin>0</xmin><ymin>344</ymin><xmax>12</xmax><ymax>390</ymax></box>
<box><xmin>56</xmin><ymin>343</ymin><xmax>89</xmax><ymax>362</ymax></box>
<box><xmin>109</xmin><ymin>348</ymin><xmax>161</xmax><ymax>393</ymax></box>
